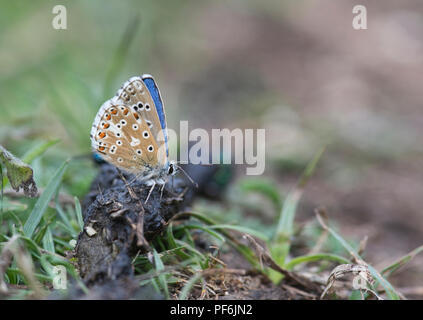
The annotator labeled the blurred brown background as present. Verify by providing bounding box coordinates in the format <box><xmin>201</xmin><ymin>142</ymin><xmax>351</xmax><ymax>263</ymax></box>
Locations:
<box><xmin>1</xmin><ymin>0</ymin><xmax>422</xmax><ymax>294</ymax></box>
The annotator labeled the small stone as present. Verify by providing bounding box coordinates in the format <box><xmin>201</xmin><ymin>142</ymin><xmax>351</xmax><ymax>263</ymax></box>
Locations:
<box><xmin>85</xmin><ymin>226</ymin><xmax>97</xmax><ymax>237</ymax></box>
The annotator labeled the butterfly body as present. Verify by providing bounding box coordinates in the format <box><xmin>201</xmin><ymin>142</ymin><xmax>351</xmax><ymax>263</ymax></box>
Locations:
<box><xmin>90</xmin><ymin>75</ymin><xmax>176</xmax><ymax>185</ymax></box>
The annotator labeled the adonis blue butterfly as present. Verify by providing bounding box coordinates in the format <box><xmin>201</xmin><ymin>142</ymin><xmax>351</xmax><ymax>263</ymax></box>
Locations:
<box><xmin>90</xmin><ymin>75</ymin><xmax>177</xmax><ymax>188</ymax></box>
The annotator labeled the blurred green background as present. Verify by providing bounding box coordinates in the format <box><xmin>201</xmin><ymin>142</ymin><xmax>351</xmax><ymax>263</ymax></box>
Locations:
<box><xmin>1</xmin><ymin>0</ymin><xmax>423</xmax><ymax>291</ymax></box>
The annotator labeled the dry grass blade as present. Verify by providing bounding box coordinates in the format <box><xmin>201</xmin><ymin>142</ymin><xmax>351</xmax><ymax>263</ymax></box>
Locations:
<box><xmin>0</xmin><ymin>235</ymin><xmax>19</xmax><ymax>293</ymax></box>
<box><xmin>320</xmin><ymin>264</ymin><xmax>380</xmax><ymax>300</ymax></box>
<box><xmin>315</xmin><ymin>208</ymin><xmax>401</xmax><ymax>300</ymax></box>
<box><xmin>243</xmin><ymin>234</ymin><xmax>322</xmax><ymax>294</ymax></box>
<box><xmin>381</xmin><ymin>244</ymin><xmax>423</xmax><ymax>278</ymax></box>
<box><xmin>0</xmin><ymin>235</ymin><xmax>45</xmax><ymax>298</ymax></box>
<box><xmin>23</xmin><ymin>161</ymin><xmax>68</xmax><ymax>238</ymax></box>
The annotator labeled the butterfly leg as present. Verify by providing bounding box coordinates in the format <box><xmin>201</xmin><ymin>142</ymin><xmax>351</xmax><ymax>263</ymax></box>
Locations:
<box><xmin>145</xmin><ymin>181</ymin><xmax>156</xmax><ymax>204</ymax></box>
<box><xmin>160</xmin><ymin>182</ymin><xmax>166</xmax><ymax>200</ymax></box>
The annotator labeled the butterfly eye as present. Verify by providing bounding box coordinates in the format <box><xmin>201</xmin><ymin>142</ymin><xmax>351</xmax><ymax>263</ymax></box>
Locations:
<box><xmin>132</xmin><ymin>124</ymin><xmax>139</xmax><ymax>130</ymax></box>
<box><xmin>117</xmin><ymin>124</ymin><xmax>121</xmax><ymax>129</ymax></box>
<box><xmin>146</xmin><ymin>120</ymin><xmax>152</xmax><ymax>128</ymax></box>
<box><xmin>137</xmin><ymin>102</ymin><xmax>144</xmax><ymax>110</ymax></box>
<box><xmin>120</xmin><ymin>120</ymin><xmax>127</xmax><ymax>126</ymax></box>
<box><xmin>168</xmin><ymin>164</ymin><xmax>174</xmax><ymax>175</ymax></box>
<box><xmin>147</xmin><ymin>145</ymin><xmax>154</xmax><ymax>152</ymax></box>
<box><xmin>142</xmin><ymin>131</ymin><xmax>149</xmax><ymax>139</ymax></box>
<box><xmin>116</xmin><ymin>132</ymin><xmax>121</xmax><ymax>137</ymax></box>
<box><xmin>117</xmin><ymin>157</ymin><xmax>123</xmax><ymax>163</ymax></box>
<box><xmin>145</xmin><ymin>104</ymin><xmax>151</xmax><ymax>111</ymax></box>
<box><xmin>116</xmin><ymin>140</ymin><xmax>122</xmax><ymax>146</ymax></box>
<box><xmin>136</xmin><ymin>149</ymin><xmax>142</xmax><ymax>155</ymax></box>
<box><xmin>110</xmin><ymin>146</ymin><xmax>117</xmax><ymax>154</ymax></box>
<box><xmin>133</xmin><ymin>105</ymin><xmax>138</xmax><ymax>111</ymax></box>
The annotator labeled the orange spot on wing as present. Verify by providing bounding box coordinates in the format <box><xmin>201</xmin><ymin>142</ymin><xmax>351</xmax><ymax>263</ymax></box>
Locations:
<box><xmin>103</xmin><ymin>123</ymin><xmax>110</xmax><ymax>129</ymax></box>
<box><xmin>98</xmin><ymin>146</ymin><xmax>106</xmax><ymax>152</ymax></box>
<box><xmin>133</xmin><ymin>113</ymin><xmax>139</xmax><ymax>120</ymax></box>
<box><xmin>98</xmin><ymin>132</ymin><xmax>106</xmax><ymax>139</ymax></box>
<box><xmin>111</xmin><ymin>109</ymin><xmax>118</xmax><ymax>115</ymax></box>
<box><xmin>105</xmin><ymin>114</ymin><xmax>111</xmax><ymax>120</ymax></box>
<box><xmin>123</xmin><ymin>108</ymin><xmax>129</xmax><ymax>115</ymax></box>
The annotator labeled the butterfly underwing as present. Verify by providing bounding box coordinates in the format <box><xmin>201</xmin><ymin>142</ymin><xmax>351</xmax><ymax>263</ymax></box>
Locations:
<box><xmin>90</xmin><ymin>75</ymin><xmax>174</xmax><ymax>182</ymax></box>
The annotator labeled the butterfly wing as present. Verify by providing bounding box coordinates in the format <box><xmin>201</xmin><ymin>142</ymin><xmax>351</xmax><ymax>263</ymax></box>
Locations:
<box><xmin>114</xmin><ymin>75</ymin><xmax>169</xmax><ymax>167</ymax></box>
<box><xmin>141</xmin><ymin>75</ymin><xmax>169</xmax><ymax>157</ymax></box>
<box><xmin>90</xmin><ymin>100</ymin><xmax>163</xmax><ymax>174</ymax></box>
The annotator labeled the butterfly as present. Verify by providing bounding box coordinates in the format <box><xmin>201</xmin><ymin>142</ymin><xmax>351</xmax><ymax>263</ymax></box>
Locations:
<box><xmin>90</xmin><ymin>75</ymin><xmax>177</xmax><ymax>192</ymax></box>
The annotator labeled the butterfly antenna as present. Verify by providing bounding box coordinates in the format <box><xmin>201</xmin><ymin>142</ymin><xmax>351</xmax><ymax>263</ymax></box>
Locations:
<box><xmin>176</xmin><ymin>165</ymin><xmax>198</xmax><ymax>188</ymax></box>
<box><xmin>175</xmin><ymin>160</ymin><xmax>214</xmax><ymax>167</ymax></box>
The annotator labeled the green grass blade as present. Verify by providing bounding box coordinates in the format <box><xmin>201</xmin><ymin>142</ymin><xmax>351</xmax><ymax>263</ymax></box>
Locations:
<box><xmin>42</xmin><ymin>227</ymin><xmax>55</xmax><ymax>254</ymax></box>
<box><xmin>22</xmin><ymin>139</ymin><xmax>60</xmax><ymax>164</ymax></box>
<box><xmin>271</xmin><ymin>147</ymin><xmax>326</xmax><ymax>266</ymax></box>
<box><xmin>381</xmin><ymin>244</ymin><xmax>423</xmax><ymax>278</ymax></box>
<box><xmin>209</xmin><ymin>224</ymin><xmax>269</xmax><ymax>241</ymax></box>
<box><xmin>153</xmin><ymin>249</ymin><xmax>169</xmax><ymax>299</ymax></box>
<box><xmin>177</xmin><ymin>224</ymin><xmax>226</xmax><ymax>243</ymax></box>
<box><xmin>285</xmin><ymin>253</ymin><xmax>351</xmax><ymax>270</ymax></box>
<box><xmin>164</xmin><ymin>225</ymin><xmax>192</xmax><ymax>260</ymax></box>
<box><xmin>179</xmin><ymin>273</ymin><xmax>203</xmax><ymax>300</ymax></box>
<box><xmin>170</xmin><ymin>211</ymin><xmax>262</xmax><ymax>269</ymax></box>
<box><xmin>55</xmin><ymin>194</ymin><xmax>75</xmax><ymax>234</ymax></box>
<box><xmin>74</xmin><ymin>196</ymin><xmax>84</xmax><ymax>232</ymax></box>
<box><xmin>1</xmin><ymin>162</ymin><xmax>3</xmax><ymax>215</ymax></box>
<box><xmin>238</xmin><ymin>178</ymin><xmax>282</xmax><ymax>214</ymax></box>
<box><xmin>23</xmin><ymin>161</ymin><xmax>68</xmax><ymax>238</ymax></box>
<box><xmin>174</xmin><ymin>240</ymin><xmax>207</xmax><ymax>260</ymax></box>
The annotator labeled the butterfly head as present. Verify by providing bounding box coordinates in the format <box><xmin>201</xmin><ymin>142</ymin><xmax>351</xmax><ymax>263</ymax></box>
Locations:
<box><xmin>167</xmin><ymin>161</ymin><xmax>177</xmax><ymax>176</ymax></box>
